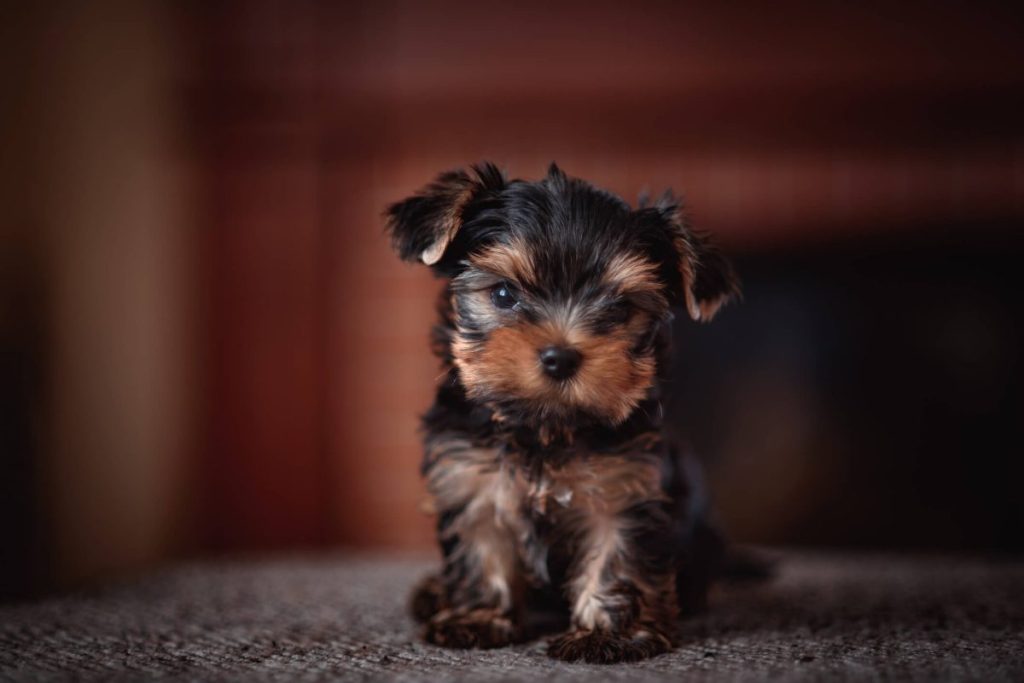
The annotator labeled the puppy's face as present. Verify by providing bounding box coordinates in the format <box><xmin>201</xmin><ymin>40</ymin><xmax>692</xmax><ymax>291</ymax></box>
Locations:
<box><xmin>387</xmin><ymin>163</ymin><xmax>739</xmax><ymax>428</ymax></box>
<box><xmin>449</xmin><ymin>226</ymin><xmax>668</xmax><ymax>426</ymax></box>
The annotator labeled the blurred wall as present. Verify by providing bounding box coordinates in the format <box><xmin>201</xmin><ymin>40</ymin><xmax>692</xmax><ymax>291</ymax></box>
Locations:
<box><xmin>2</xmin><ymin>1</ymin><xmax>196</xmax><ymax>591</ymax></box>
<box><xmin>190</xmin><ymin>0</ymin><xmax>1021</xmax><ymax>555</ymax></box>
<box><xmin>2</xmin><ymin>0</ymin><xmax>1022</xmax><ymax>595</ymax></box>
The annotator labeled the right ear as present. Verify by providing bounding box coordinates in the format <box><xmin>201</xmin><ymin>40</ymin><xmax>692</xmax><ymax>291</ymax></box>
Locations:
<box><xmin>645</xmin><ymin>192</ymin><xmax>741</xmax><ymax>322</ymax></box>
<box><xmin>385</xmin><ymin>162</ymin><xmax>506</xmax><ymax>268</ymax></box>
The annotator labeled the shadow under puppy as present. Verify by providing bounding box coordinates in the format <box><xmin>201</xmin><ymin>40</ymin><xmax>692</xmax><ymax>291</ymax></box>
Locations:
<box><xmin>386</xmin><ymin>163</ymin><xmax>741</xmax><ymax>664</ymax></box>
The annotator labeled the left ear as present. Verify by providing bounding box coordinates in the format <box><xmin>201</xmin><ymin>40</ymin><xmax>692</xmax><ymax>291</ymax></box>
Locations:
<box><xmin>658</xmin><ymin>197</ymin><xmax>741</xmax><ymax>322</ymax></box>
<box><xmin>384</xmin><ymin>162</ymin><xmax>506</xmax><ymax>269</ymax></box>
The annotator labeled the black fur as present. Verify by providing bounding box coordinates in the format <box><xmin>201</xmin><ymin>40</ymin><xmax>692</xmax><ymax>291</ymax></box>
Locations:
<box><xmin>387</xmin><ymin>163</ymin><xmax>741</xmax><ymax>663</ymax></box>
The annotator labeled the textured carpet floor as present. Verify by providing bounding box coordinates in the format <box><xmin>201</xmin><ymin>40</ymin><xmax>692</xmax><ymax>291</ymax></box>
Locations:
<box><xmin>1</xmin><ymin>551</ymin><xmax>1022</xmax><ymax>682</ymax></box>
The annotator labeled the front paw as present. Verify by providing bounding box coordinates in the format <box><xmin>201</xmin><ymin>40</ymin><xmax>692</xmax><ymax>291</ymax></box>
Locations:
<box><xmin>410</xmin><ymin>574</ymin><xmax>447</xmax><ymax>623</ymax></box>
<box><xmin>547</xmin><ymin>627</ymin><xmax>672</xmax><ymax>664</ymax></box>
<box><xmin>424</xmin><ymin>608</ymin><xmax>520</xmax><ymax>649</ymax></box>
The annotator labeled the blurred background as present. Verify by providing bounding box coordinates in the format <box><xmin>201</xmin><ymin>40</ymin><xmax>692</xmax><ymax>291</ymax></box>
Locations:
<box><xmin>2</xmin><ymin>0</ymin><xmax>1022</xmax><ymax>600</ymax></box>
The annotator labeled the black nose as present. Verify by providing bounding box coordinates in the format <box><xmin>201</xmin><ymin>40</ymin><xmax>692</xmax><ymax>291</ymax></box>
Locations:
<box><xmin>539</xmin><ymin>346</ymin><xmax>582</xmax><ymax>380</ymax></box>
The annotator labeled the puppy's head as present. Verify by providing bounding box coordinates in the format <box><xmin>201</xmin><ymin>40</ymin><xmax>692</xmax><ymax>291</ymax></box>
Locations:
<box><xmin>386</xmin><ymin>162</ymin><xmax>739</xmax><ymax>428</ymax></box>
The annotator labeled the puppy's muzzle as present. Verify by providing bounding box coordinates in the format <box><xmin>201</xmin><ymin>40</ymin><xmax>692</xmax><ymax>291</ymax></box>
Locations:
<box><xmin>539</xmin><ymin>345</ymin><xmax>582</xmax><ymax>381</ymax></box>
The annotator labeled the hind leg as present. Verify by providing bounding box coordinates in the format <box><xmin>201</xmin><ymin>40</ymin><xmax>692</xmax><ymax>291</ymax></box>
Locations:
<box><xmin>675</xmin><ymin>518</ymin><xmax>724</xmax><ymax>616</ymax></box>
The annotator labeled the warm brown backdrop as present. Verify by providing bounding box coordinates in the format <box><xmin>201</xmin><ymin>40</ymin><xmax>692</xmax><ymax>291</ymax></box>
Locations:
<box><xmin>194</xmin><ymin>0</ymin><xmax>1023</xmax><ymax>552</ymax></box>
<box><xmin>2</xmin><ymin>0</ymin><xmax>1022</xmax><ymax>595</ymax></box>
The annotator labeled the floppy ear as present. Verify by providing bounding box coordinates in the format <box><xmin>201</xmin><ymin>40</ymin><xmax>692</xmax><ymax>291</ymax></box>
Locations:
<box><xmin>385</xmin><ymin>163</ymin><xmax>506</xmax><ymax>267</ymax></box>
<box><xmin>656</xmin><ymin>195</ymin><xmax>741</xmax><ymax>322</ymax></box>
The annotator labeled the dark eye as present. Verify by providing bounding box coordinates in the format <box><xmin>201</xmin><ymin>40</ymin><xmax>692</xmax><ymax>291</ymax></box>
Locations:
<box><xmin>491</xmin><ymin>282</ymin><xmax>519</xmax><ymax>310</ymax></box>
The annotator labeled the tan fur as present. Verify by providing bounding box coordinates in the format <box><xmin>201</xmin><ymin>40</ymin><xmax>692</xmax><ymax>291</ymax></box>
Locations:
<box><xmin>425</xmin><ymin>433</ymin><xmax>672</xmax><ymax>632</ymax></box>
<box><xmin>425</xmin><ymin>440</ymin><xmax>526</xmax><ymax>611</ymax></box>
<box><xmin>396</xmin><ymin>165</ymin><xmax>737</xmax><ymax>661</ymax></box>
<box><xmin>543</xmin><ymin>446</ymin><xmax>668</xmax><ymax>515</ymax></box>
<box><xmin>603</xmin><ymin>253</ymin><xmax>664</xmax><ymax>296</ymax></box>
<box><xmin>572</xmin><ymin>515</ymin><xmax>622</xmax><ymax>629</ymax></box>
<box><xmin>672</xmin><ymin>233</ymin><xmax>738</xmax><ymax>322</ymax></box>
<box><xmin>672</xmin><ymin>234</ymin><xmax>706</xmax><ymax>322</ymax></box>
<box><xmin>545</xmin><ymin>450</ymin><xmax>662</xmax><ymax>627</ymax></box>
<box><xmin>420</xmin><ymin>181</ymin><xmax>478</xmax><ymax>265</ymax></box>
<box><xmin>468</xmin><ymin>239</ymin><xmax>538</xmax><ymax>287</ymax></box>
<box><xmin>454</xmin><ymin>317</ymin><xmax>656</xmax><ymax>425</ymax></box>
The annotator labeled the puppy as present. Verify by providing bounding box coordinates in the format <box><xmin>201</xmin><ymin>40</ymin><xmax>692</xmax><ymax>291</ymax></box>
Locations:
<box><xmin>385</xmin><ymin>163</ymin><xmax>740</xmax><ymax>664</ymax></box>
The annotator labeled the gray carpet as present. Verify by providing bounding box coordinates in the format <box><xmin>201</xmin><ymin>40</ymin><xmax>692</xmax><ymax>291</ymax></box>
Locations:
<box><xmin>1</xmin><ymin>551</ymin><xmax>1022</xmax><ymax>682</ymax></box>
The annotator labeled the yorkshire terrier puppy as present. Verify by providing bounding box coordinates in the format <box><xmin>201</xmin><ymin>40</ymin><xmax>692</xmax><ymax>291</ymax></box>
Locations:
<box><xmin>386</xmin><ymin>163</ymin><xmax>740</xmax><ymax>664</ymax></box>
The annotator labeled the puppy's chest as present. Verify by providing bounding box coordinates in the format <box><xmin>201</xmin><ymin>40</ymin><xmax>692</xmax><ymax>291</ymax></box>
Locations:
<box><xmin>428</xmin><ymin>441</ymin><xmax>666</xmax><ymax>531</ymax></box>
<box><xmin>449</xmin><ymin>454</ymin><xmax>582</xmax><ymax>534</ymax></box>
<box><xmin>510</xmin><ymin>462</ymin><xmax>581</xmax><ymax>523</ymax></box>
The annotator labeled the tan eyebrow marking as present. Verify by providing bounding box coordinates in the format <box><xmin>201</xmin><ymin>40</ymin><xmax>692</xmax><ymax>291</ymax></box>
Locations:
<box><xmin>602</xmin><ymin>252</ymin><xmax>662</xmax><ymax>295</ymax></box>
<box><xmin>469</xmin><ymin>238</ymin><xmax>537</xmax><ymax>287</ymax></box>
